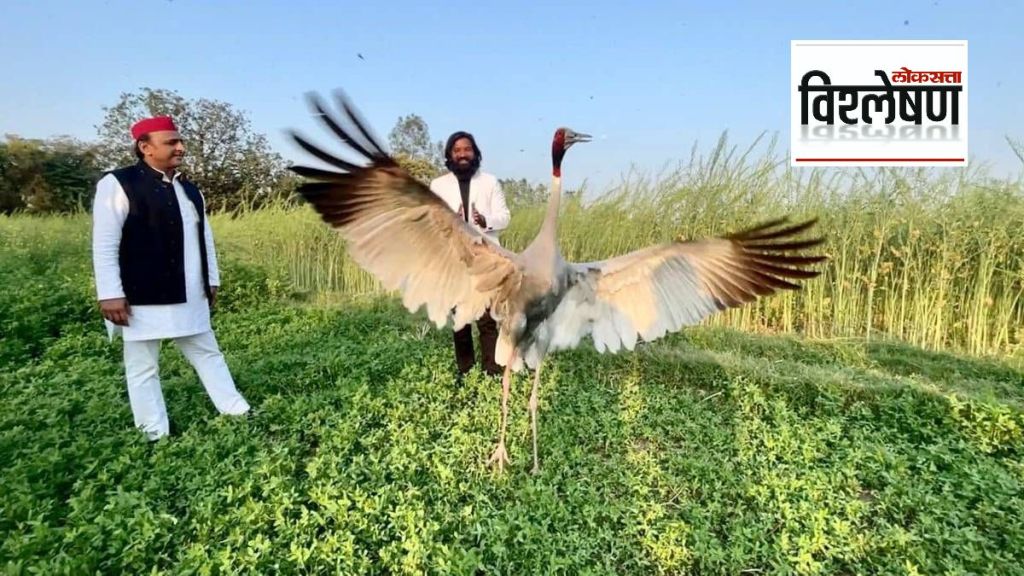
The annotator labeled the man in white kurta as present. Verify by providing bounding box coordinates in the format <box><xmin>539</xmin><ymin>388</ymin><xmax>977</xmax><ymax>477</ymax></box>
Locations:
<box><xmin>429</xmin><ymin>131</ymin><xmax>511</xmax><ymax>376</ymax></box>
<box><xmin>92</xmin><ymin>116</ymin><xmax>250</xmax><ymax>441</ymax></box>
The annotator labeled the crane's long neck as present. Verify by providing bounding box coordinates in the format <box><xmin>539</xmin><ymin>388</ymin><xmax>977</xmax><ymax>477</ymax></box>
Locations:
<box><xmin>541</xmin><ymin>142</ymin><xmax>566</xmax><ymax>242</ymax></box>
<box><xmin>540</xmin><ymin>173</ymin><xmax>561</xmax><ymax>240</ymax></box>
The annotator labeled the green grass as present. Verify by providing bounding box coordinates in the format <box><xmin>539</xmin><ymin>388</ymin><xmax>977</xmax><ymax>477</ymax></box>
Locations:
<box><xmin>2</xmin><ymin>176</ymin><xmax>1024</xmax><ymax>573</ymax></box>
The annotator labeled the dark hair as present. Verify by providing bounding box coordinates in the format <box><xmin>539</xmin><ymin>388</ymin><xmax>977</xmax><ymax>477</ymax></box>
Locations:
<box><xmin>133</xmin><ymin>134</ymin><xmax>150</xmax><ymax>161</ymax></box>
<box><xmin>444</xmin><ymin>131</ymin><xmax>482</xmax><ymax>173</ymax></box>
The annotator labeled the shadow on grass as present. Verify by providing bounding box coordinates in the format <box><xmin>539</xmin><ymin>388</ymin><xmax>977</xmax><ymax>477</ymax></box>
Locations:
<box><xmin>865</xmin><ymin>339</ymin><xmax>1024</xmax><ymax>401</ymax></box>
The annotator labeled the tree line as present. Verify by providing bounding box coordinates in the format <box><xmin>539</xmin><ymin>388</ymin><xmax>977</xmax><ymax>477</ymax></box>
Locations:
<box><xmin>1</xmin><ymin>88</ymin><xmax>553</xmax><ymax>215</ymax></box>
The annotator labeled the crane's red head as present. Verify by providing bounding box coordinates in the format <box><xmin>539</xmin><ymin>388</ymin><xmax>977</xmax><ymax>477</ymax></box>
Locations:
<box><xmin>551</xmin><ymin>127</ymin><xmax>591</xmax><ymax>177</ymax></box>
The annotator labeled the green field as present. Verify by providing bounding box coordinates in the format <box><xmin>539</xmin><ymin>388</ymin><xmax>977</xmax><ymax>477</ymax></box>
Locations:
<box><xmin>2</xmin><ymin>160</ymin><xmax>1024</xmax><ymax>574</ymax></box>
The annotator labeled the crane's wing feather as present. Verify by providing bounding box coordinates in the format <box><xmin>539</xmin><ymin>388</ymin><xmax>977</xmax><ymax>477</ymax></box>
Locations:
<box><xmin>286</xmin><ymin>91</ymin><xmax>522</xmax><ymax>329</ymax></box>
<box><xmin>546</xmin><ymin>218</ymin><xmax>825</xmax><ymax>353</ymax></box>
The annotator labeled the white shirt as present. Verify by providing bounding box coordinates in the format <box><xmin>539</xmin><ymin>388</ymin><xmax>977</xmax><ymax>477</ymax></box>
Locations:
<box><xmin>91</xmin><ymin>167</ymin><xmax>220</xmax><ymax>342</ymax></box>
<box><xmin>429</xmin><ymin>171</ymin><xmax>511</xmax><ymax>246</ymax></box>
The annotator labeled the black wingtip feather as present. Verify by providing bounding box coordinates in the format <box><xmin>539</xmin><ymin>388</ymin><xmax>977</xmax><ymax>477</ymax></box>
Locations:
<box><xmin>288</xmin><ymin>165</ymin><xmax>345</xmax><ymax>180</ymax></box>
<box><xmin>306</xmin><ymin>91</ymin><xmax>380</xmax><ymax>162</ymax></box>
<box><xmin>335</xmin><ymin>90</ymin><xmax>389</xmax><ymax>155</ymax></box>
<box><xmin>716</xmin><ymin>214</ymin><xmax>828</xmax><ymax>298</ymax></box>
<box><xmin>743</xmin><ymin>237</ymin><xmax>826</xmax><ymax>252</ymax></box>
<box><xmin>728</xmin><ymin>217</ymin><xmax>820</xmax><ymax>240</ymax></box>
<box><xmin>728</xmin><ymin>216</ymin><xmax>791</xmax><ymax>239</ymax></box>
<box><xmin>748</xmin><ymin>261</ymin><xmax>822</xmax><ymax>280</ymax></box>
<box><xmin>289</xmin><ymin>130</ymin><xmax>362</xmax><ymax>172</ymax></box>
<box><xmin>287</xmin><ymin>89</ymin><xmax>401</xmax><ymax>184</ymax></box>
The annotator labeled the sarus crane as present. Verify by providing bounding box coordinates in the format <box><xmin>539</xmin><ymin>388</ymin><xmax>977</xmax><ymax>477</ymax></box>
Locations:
<box><xmin>286</xmin><ymin>90</ymin><xmax>826</xmax><ymax>474</ymax></box>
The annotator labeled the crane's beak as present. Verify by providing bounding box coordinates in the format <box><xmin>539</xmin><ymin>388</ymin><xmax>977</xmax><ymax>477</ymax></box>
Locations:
<box><xmin>566</xmin><ymin>132</ymin><xmax>592</xmax><ymax>145</ymax></box>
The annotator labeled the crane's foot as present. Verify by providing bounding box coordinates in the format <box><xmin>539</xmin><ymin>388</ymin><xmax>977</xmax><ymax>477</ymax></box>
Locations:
<box><xmin>487</xmin><ymin>441</ymin><xmax>510</xmax><ymax>473</ymax></box>
<box><xmin>530</xmin><ymin>462</ymin><xmax>540</xmax><ymax>475</ymax></box>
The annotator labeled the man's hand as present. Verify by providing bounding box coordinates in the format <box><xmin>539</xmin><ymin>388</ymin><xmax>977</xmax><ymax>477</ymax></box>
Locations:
<box><xmin>472</xmin><ymin>204</ymin><xmax>487</xmax><ymax>228</ymax></box>
<box><xmin>209</xmin><ymin>286</ymin><xmax>218</xmax><ymax>309</ymax></box>
<box><xmin>99</xmin><ymin>298</ymin><xmax>131</xmax><ymax>326</ymax></box>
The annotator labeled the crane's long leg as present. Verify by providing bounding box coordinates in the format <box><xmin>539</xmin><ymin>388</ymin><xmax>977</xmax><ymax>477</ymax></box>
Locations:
<box><xmin>529</xmin><ymin>360</ymin><xmax>543</xmax><ymax>475</ymax></box>
<box><xmin>487</xmin><ymin>350</ymin><xmax>515</xmax><ymax>473</ymax></box>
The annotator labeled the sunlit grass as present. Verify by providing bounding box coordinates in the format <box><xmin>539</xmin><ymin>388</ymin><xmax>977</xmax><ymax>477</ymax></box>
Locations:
<box><xmin>2</xmin><ymin>177</ymin><xmax>1023</xmax><ymax>573</ymax></box>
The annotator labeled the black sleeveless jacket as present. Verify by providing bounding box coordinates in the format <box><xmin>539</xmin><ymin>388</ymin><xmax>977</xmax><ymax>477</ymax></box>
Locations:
<box><xmin>107</xmin><ymin>162</ymin><xmax>212</xmax><ymax>305</ymax></box>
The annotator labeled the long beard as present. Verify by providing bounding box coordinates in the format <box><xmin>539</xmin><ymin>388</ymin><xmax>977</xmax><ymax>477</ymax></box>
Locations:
<box><xmin>449</xmin><ymin>157</ymin><xmax>479</xmax><ymax>178</ymax></box>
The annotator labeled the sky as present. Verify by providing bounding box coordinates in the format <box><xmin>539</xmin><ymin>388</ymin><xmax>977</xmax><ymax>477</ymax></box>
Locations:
<box><xmin>2</xmin><ymin>0</ymin><xmax>1022</xmax><ymax>193</ymax></box>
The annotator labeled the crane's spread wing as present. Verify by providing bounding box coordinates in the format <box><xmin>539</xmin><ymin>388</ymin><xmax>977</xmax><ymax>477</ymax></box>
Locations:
<box><xmin>286</xmin><ymin>91</ymin><xmax>522</xmax><ymax>329</ymax></box>
<box><xmin>546</xmin><ymin>218</ymin><xmax>825</xmax><ymax>353</ymax></box>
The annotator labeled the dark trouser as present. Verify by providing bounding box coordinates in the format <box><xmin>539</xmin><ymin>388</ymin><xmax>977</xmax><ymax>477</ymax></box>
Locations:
<box><xmin>453</xmin><ymin>310</ymin><xmax>501</xmax><ymax>376</ymax></box>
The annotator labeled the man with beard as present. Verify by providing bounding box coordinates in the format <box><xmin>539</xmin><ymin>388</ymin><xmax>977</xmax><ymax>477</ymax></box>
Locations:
<box><xmin>91</xmin><ymin>115</ymin><xmax>251</xmax><ymax>441</ymax></box>
<box><xmin>429</xmin><ymin>131</ymin><xmax>511</xmax><ymax>377</ymax></box>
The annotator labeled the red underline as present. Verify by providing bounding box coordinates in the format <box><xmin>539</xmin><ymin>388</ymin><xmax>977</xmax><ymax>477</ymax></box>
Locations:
<box><xmin>794</xmin><ymin>158</ymin><xmax>965</xmax><ymax>162</ymax></box>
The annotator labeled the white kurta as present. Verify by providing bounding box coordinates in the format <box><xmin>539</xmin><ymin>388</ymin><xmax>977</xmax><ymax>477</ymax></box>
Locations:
<box><xmin>429</xmin><ymin>171</ymin><xmax>511</xmax><ymax>246</ymax></box>
<box><xmin>91</xmin><ymin>169</ymin><xmax>221</xmax><ymax>342</ymax></box>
